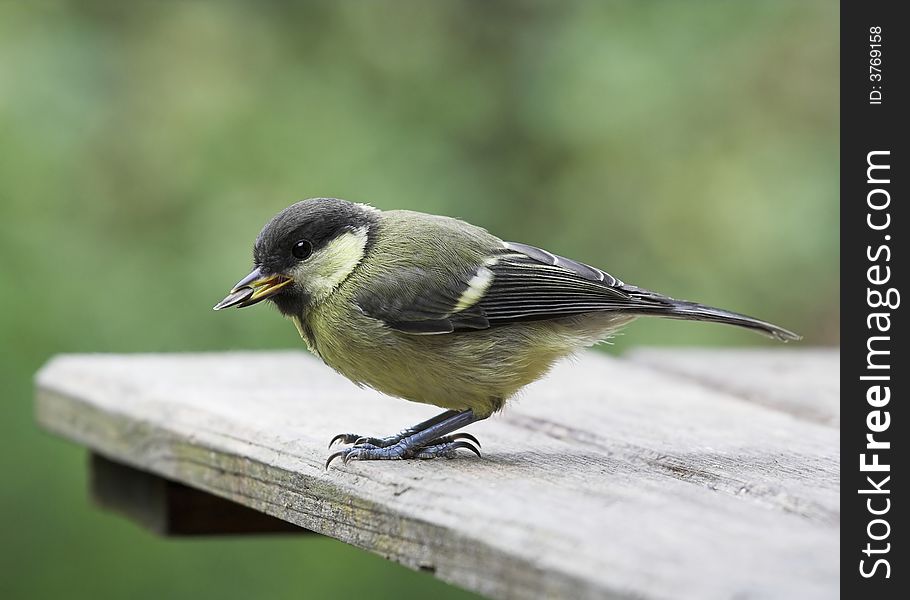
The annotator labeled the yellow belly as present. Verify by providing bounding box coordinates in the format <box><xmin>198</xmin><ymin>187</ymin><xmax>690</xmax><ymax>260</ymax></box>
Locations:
<box><xmin>297</xmin><ymin>306</ymin><xmax>633</xmax><ymax>417</ymax></box>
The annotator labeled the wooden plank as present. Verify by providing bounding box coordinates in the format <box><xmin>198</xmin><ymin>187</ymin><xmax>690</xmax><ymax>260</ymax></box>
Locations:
<box><xmin>34</xmin><ymin>351</ymin><xmax>838</xmax><ymax>600</ymax></box>
<box><xmin>626</xmin><ymin>348</ymin><xmax>839</xmax><ymax>426</ymax></box>
<box><xmin>90</xmin><ymin>453</ymin><xmax>307</xmax><ymax>536</ymax></box>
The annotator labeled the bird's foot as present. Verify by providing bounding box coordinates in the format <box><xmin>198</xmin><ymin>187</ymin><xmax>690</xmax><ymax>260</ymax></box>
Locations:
<box><xmin>328</xmin><ymin>410</ymin><xmax>463</xmax><ymax>449</ymax></box>
<box><xmin>329</xmin><ymin>430</ymin><xmax>480</xmax><ymax>449</ymax></box>
<box><xmin>328</xmin><ymin>432</ymin><xmax>401</xmax><ymax>448</ymax></box>
<box><xmin>325</xmin><ymin>434</ymin><xmax>481</xmax><ymax>470</ymax></box>
<box><xmin>324</xmin><ymin>409</ymin><xmax>482</xmax><ymax>470</ymax></box>
<box><xmin>412</xmin><ymin>437</ymin><xmax>482</xmax><ymax>460</ymax></box>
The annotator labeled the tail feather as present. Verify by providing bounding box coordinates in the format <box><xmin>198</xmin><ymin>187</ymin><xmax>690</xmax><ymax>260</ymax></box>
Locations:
<box><xmin>621</xmin><ymin>286</ymin><xmax>801</xmax><ymax>342</ymax></box>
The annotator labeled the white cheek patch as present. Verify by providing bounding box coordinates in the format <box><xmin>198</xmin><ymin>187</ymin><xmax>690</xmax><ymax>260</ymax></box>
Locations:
<box><xmin>291</xmin><ymin>227</ymin><xmax>368</xmax><ymax>302</ymax></box>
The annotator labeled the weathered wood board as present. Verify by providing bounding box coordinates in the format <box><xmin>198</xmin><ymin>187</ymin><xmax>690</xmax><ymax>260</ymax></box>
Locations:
<box><xmin>628</xmin><ymin>348</ymin><xmax>839</xmax><ymax>426</ymax></box>
<box><xmin>34</xmin><ymin>349</ymin><xmax>839</xmax><ymax>600</ymax></box>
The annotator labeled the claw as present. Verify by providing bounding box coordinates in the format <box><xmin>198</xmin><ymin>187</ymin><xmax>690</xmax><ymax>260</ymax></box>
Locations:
<box><xmin>325</xmin><ymin>450</ymin><xmax>347</xmax><ymax>470</ymax></box>
<box><xmin>424</xmin><ymin>433</ymin><xmax>482</xmax><ymax>449</ymax></box>
<box><xmin>449</xmin><ymin>440</ymin><xmax>482</xmax><ymax>458</ymax></box>
<box><xmin>329</xmin><ymin>433</ymin><xmax>364</xmax><ymax>448</ymax></box>
<box><xmin>414</xmin><ymin>439</ymin><xmax>482</xmax><ymax>460</ymax></box>
<box><xmin>449</xmin><ymin>432</ymin><xmax>481</xmax><ymax>448</ymax></box>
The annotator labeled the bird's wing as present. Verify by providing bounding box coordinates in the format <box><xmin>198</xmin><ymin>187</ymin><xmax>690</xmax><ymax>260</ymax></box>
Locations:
<box><xmin>354</xmin><ymin>262</ymin><xmax>492</xmax><ymax>334</ymax></box>
<box><xmin>355</xmin><ymin>239</ymin><xmax>663</xmax><ymax>335</ymax></box>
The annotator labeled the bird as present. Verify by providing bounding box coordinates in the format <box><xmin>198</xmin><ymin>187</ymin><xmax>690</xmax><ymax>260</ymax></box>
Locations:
<box><xmin>214</xmin><ymin>198</ymin><xmax>799</xmax><ymax>469</ymax></box>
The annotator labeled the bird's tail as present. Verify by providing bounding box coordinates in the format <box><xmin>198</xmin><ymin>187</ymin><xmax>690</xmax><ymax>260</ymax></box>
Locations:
<box><xmin>621</xmin><ymin>286</ymin><xmax>801</xmax><ymax>342</ymax></box>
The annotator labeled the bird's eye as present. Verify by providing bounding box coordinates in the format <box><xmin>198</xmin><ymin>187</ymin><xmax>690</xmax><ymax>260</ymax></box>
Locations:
<box><xmin>292</xmin><ymin>239</ymin><xmax>313</xmax><ymax>260</ymax></box>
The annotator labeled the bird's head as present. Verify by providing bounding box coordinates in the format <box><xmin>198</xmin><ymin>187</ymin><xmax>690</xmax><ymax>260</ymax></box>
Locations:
<box><xmin>214</xmin><ymin>198</ymin><xmax>379</xmax><ymax>317</ymax></box>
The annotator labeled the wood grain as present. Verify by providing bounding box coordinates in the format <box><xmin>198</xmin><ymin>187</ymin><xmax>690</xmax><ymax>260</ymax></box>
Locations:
<box><xmin>628</xmin><ymin>348</ymin><xmax>839</xmax><ymax>426</ymax></box>
<box><xmin>34</xmin><ymin>349</ymin><xmax>839</xmax><ymax>600</ymax></box>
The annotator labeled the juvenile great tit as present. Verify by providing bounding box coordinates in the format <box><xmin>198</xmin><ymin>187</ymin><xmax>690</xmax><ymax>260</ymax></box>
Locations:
<box><xmin>214</xmin><ymin>198</ymin><xmax>799</xmax><ymax>468</ymax></box>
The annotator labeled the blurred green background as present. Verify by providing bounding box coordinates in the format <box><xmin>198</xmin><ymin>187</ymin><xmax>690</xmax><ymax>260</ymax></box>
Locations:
<box><xmin>1</xmin><ymin>1</ymin><xmax>837</xmax><ymax>599</ymax></box>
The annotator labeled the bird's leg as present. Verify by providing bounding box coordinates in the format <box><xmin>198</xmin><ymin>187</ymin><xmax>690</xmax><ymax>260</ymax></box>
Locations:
<box><xmin>325</xmin><ymin>410</ymin><xmax>483</xmax><ymax>469</ymax></box>
<box><xmin>329</xmin><ymin>409</ymin><xmax>463</xmax><ymax>448</ymax></box>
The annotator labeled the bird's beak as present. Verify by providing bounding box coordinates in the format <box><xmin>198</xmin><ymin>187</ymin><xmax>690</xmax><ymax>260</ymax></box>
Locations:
<box><xmin>213</xmin><ymin>267</ymin><xmax>293</xmax><ymax>311</ymax></box>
